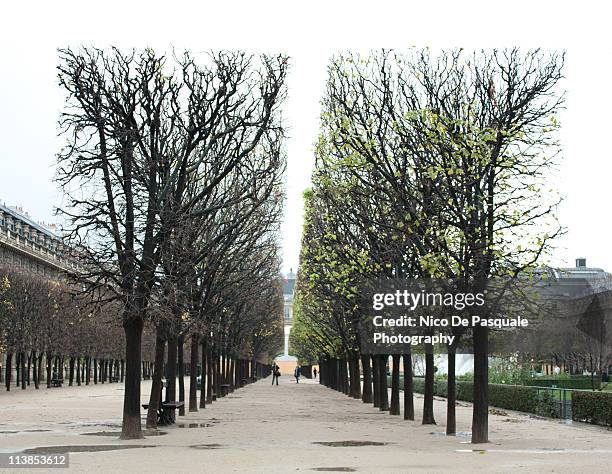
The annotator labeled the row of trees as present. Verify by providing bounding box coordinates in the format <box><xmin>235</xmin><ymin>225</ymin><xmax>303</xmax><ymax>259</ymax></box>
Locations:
<box><xmin>0</xmin><ymin>266</ymin><xmax>134</xmax><ymax>390</ymax></box>
<box><xmin>56</xmin><ymin>47</ymin><xmax>287</xmax><ymax>438</ymax></box>
<box><xmin>0</xmin><ymin>264</ymin><xmax>278</xmax><ymax>403</ymax></box>
<box><xmin>290</xmin><ymin>48</ymin><xmax>565</xmax><ymax>443</ymax></box>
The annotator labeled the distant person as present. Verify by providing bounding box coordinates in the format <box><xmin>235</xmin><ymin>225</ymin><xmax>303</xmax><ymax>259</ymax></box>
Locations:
<box><xmin>272</xmin><ymin>364</ymin><xmax>280</xmax><ymax>385</ymax></box>
<box><xmin>313</xmin><ymin>367</ymin><xmax>318</xmax><ymax>379</ymax></box>
<box><xmin>294</xmin><ymin>365</ymin><xmax>301</xmax><ymax>383</ymax></box>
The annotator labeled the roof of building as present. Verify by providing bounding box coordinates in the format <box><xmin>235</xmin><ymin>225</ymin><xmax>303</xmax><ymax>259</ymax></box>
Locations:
<box><xmin>0</xmin><ymin>202</ymin><xmax>60</xmax><ymax>240</ymax></box>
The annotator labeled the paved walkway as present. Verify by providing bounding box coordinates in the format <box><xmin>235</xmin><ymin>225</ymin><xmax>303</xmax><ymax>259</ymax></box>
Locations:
<box><xmin>0</xmin><ymin>375</ymin><xmax>611</xmax><ymax>473</ymax></box>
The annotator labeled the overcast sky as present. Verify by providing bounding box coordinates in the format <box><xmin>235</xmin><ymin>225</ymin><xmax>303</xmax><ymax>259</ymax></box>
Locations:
<box><xmin>1</xmin><ymin>1</ymin><xmax>611</xmax><ymax>275</ymax></box>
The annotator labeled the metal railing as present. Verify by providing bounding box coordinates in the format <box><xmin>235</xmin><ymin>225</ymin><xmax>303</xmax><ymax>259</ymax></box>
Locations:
<box><xmin>528</xmin><ymin>385</ymin><xmax>605</xmax><ymax>420</ymax></box>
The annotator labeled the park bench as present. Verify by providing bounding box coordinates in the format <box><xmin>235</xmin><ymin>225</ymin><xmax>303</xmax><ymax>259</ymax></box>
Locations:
<box><xmin>142</xmin><ymin>401</ymin><xmax>185</xmax><ymax>425</ymax></box>
<box><xmin>51</xmin><ymin>377</ymin><xmax>63</xmax><ymax>387</ymax></box>
<box><xmin>220</xmin><ymin>384</ymin><xmax>230</xmax><ymax>396</ymax></box>
<box><xmin>111</xmin><ymin>375</ymin><xmax>120</xmax><ymax>383</ymax></box>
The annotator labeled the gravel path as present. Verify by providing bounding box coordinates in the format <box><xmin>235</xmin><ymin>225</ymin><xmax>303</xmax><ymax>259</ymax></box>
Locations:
<box><xmin>0</xmin><ymin>375</ymin><xmax>610</xmax><ymax>473</ymax></box>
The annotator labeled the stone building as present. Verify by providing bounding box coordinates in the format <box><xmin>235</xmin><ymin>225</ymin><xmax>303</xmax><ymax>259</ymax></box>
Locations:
<box><xmin>0</xmin><ymin>203</ymin><xmax>77</xmax><ymax>276</ymax></box>
<box><xmin>0</xmin><ymin>203</ymin><xmax>77</xmax><ymax>384</ymax></box>
<box><xmin>274</xmin><ymin>270</ymin><xmax>299</xmax><ymax>374</ymax></box>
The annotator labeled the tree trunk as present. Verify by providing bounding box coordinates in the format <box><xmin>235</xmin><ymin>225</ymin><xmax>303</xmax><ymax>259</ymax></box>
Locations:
<box><xmin>32</xmin><ymin>351</ymin><xmax>37</xmax><ymax>388</ymax></box>
<box><xmin>471</xmin><ymin>326</ymin><xmax>488</xmax><ymax>443</ymax></box>
<box><xmin>189</xmin><ymin>334</ymin><xmax>199</xmax><ymax>412</ymax></box>
<box><xmin>214</xmin><ymin>350</ymin><xmax>220</xmax><ymax>399</ymax></box>
<box><xmin>229</xmin><ymin>357</ymin><xmax>235</xmax><ymax>392</ymax></box>
<box><xmin>27</xmin><ymin>352</ymin><xmax>32</xmax><ymax>386</ymax></box>
<box><xmin>36</xmin><ymin>352</ymin><xmax>43</xmax><ymax>389</ymax></box>
<box><xmin>422</xmin><ymin>350</ymin><xmax>436</xmax><ymax>424</ymax></box>
<box><xmin>341</xmin><ymin>358</ymin><xmax>349</xmax><ymax>394</ymax></box>
<box><xmin>5</xmin><ymin>353</ymin><xmax>11</xmax><ymax>391</ymax></box>
<box><xmin>219</xmin><ymin>351</ymin><xmax>225</xmax><ymax>395</ymax></box>
<box><xmin>402</xmin><ymin>353</ymin><xmax>414</xmax><ymax>420</ymax></box>
<box><xmin>166</xmin><ymin>337</ymin><xmax>177</xmax><ymax>403</ymax></box>
<box><xmin>200</xmin><ymin>340</ymin><xmax>207</xmax><ymax>409</ymax></box>
<box><xmin>343</xmin><ymin>358</ymin><xmax>350</xmax><ymax>395</ymax></box>
<box><xmin>147</xmin><ymin>328</ymin><xmax>166</xmax><ymax>430</ymax></box>
<box><xmin>206</xmin><ymin>345</ymin><xmax>213</xmax><ymax>404</ymax></box>
<box><xmin>447</xmin><ymin>349</ymin><xmax>456</xmax><ymax>435</ymax></box>
<box><xmin>178</xmin><ymin>335</ymin><xmax>185</xmax><ymax>416</ymax></box>
<box><xmin>20</xmin><ymin>351</ymin><xmax>26</xmax><ymax>390</ymax></box>
<box><xmin>390</xmin><ymin>354</ymin><xmax>400</xmax><ymax>415</ymax></box>
<box><xmin>361</xmin><ymin>354</ymin><xmax>372</xmax><ymax>403</ymax></box>
<box><xmin>68</xmin><ymin>356</ymin><xmax>74</xmax><ymax>387</ymax></box>
<box><xmin>93</xmin><ymin>358</ymin><xmax>98</xmax><ymax>384</ymax></box>
<box><xmin>120</xmin><ymin>316</ymin><xmax>144</xmax><ymax>440</ymax></box>
<box><xmin>46</xmin><ymin>353</ymin><xmax>52</xmax><ymax>388</ymax></box>
<box><xmin>378</xmin><ymin>355</ymin><xmax>389</xmax><ymax>411</ymax></box>
<box><xmin>76</xmin><ymin>357</ymin><xmax>81</xmax><ymax>386</ymax></box>
<box><xmin>348</xmin><ymin>356</ymin><xmax>361</xmax><ymax>399</ymax></box>
<box><xmin>372</xmin><ymin>355</ymin><xmax>380</xmax><ymax>407</ymax></box>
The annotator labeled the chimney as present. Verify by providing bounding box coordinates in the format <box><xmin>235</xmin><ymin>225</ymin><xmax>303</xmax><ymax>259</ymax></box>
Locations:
<box><xmin>576</xmin><ymin>258</ymin><xmax>586</xmax><ymax>268</ymax></box>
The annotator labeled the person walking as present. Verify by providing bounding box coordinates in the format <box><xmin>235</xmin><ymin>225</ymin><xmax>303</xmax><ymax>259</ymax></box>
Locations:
<box><xmin>313</xmin><ymin>367</ymin><xmax>318</xmax><ymax>380</ymax></box>
<box><xmin>271</xmin><ymin>363</ymin><xmax>280</xmax><ymax>385</ymax></box>
<box><xmin>294</xmin><ymin>365</ymin><xmax>301</xmax><ymax>384</ymax></box>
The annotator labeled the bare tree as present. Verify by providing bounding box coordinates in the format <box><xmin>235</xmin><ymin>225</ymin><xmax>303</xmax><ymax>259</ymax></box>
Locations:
<box><xmin>56</xmin><ymin>47</ymin><xmax>287</xmax><ymax>438</ymax></box>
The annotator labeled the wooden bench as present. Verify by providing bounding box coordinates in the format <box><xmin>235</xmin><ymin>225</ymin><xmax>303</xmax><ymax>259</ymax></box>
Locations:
<box><xmin>142</xmin><ymin>401</ymin><xmax>185</xmax><ymax>425</ymax></box>
<box><xmin>219</xmin><ymin>384</ymin><xmax>231</xmax><ymax>396</ymax></box>
<box><xmin>51</xmin><ymin>377</ymin><xmax>63</xmax><ymax>387</ymax></box>
<box><xmin>111</xmin><ymin>375</ymin><xmax>120</xmax><ymax>383</ymax></box>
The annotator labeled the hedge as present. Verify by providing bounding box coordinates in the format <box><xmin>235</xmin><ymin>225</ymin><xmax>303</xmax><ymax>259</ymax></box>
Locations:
<box><xmin>391</xmin><ymin>376</ymin><xmax>612</xmax><ymax>426</ymax></box>
<box><xmin>405</xmin><ymin>377</ymin><xmax>559</xmax><ymax>418</ymax></box>
<box><xmin>572</xmin><ymin>391</ymin><xmax>612</xmax><ymax>426</ymax></box>
<box><xmin>524</xmin><ymin>377</ymin><xmax>601</xmax><ymax>390</ymax></box>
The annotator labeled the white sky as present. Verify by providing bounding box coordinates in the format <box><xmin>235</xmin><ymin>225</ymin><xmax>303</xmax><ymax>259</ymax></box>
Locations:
<box><xmin>0</xmin><ymin>1</ymin><xmax>611</xmax><ymax>274</ymax></box>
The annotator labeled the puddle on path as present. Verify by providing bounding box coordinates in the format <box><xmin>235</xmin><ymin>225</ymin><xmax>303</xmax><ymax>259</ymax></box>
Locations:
<box><xmin>314</xmin><ymin>441</ymin><xmax>389</xmax><ymax>447</ymax></box>
<box><xmin>190</xmin><ymin>444</ymin><xmax>223</xmax><ymax>449</ymax></box>
<box><xmin>23</xmin><ymin>445</ymin><xmax>156</xmax><ymax>454</ymax></box>
<box><xmin>77</xmin><ymin>423</ymin><xmax>123</xmax><ymax>429</ymax></box>
<box><xmin>311</xmin><ymin>468</ymin><xmax>356</xmax><ymax>472</ymax></box>
<box><xmin>177</xmin><ymin>423</ymin><xmax>214</xmax><ymax>428</ymax></box>
<box><xmin>0</xmin><ymin>429</ymin><xmax>52</xmax><ymax>435</ymax></box>
<box><xmin>430</xmin><ymin>431</ymin><xmax>471</xmax><ymax>438</ymax></box>
<box><xmin>456</xmin><ymin>448</ymin><xmax>612</xmax><ymax>454</ymax></box>
<box><xmin>81</xmin><ymin>431</ymin><xmax>167</xmax><ymax>437</ymax></box>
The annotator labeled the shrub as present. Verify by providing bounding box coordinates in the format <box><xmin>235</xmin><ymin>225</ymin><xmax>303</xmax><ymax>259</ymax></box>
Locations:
<box><xmin>409</xmin><ymin>377</ymin><xmax>559</xmax><ymax>418</ymax></box>
<box><xmin>524</xmin><ymin>376</ymin><xmax>601</xmax><ymax>390</ymax></box>
<box><xmin>572</xmin><ymin>391</ymin><xmax>612</xmax><ymax>426</ymax></box>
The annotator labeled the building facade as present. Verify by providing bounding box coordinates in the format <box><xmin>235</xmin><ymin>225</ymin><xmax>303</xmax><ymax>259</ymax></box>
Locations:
<box><xmin>0</xmin><ymin>203</ymin><xmax>76</xmax><ymax>275</ymax></box>
<box><xmin>274</xmin><ymin>270</ymin><xmax>298</xmax><ymax>374</ymax></box>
